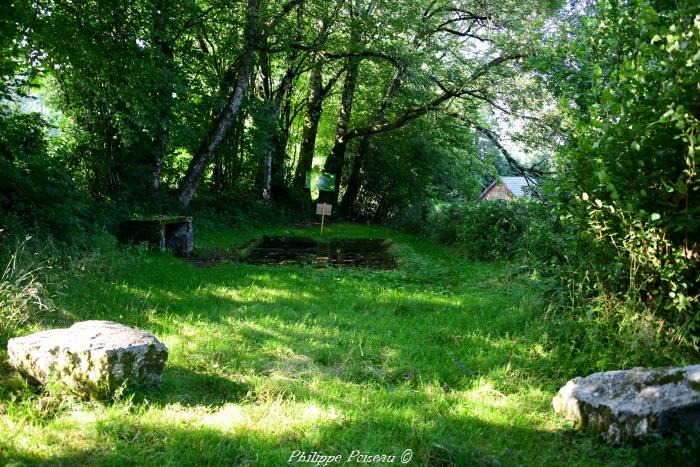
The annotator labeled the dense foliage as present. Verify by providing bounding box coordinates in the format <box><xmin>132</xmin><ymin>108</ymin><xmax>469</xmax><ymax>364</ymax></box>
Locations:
<box><xmin>401</xmin><ymin>198</ymin><xmax>557</xmax><ymax>262</ymax></box>
<box><xmin>2</xmin><ymin>0</ymin><xmax>558</xmax><ymax>228</ymax></box>
<box><xmin>2</xmin><ymin>1</ymin><xmax>700</xmax><ymax>461</ymax></box>
<box><xmin>0</xmin><ymin>0</ymin><xmax>698</xmax><ymax>355</ymax></box>
<box><xmin>539</xmin><ymin>0</ymin><xmax>700</xmax><ymax>350</ymax></box>
<box><xmin>0</xmin><ymin>111</ymin><xmax>90</xmax><ymax>238</ymax></box>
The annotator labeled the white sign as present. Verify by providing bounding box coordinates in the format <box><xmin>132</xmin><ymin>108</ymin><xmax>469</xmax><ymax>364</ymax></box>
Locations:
<box><xmin>316</xmin><ymin>203</ymin><xmax>332</xmax><ymax>216</ymax></box>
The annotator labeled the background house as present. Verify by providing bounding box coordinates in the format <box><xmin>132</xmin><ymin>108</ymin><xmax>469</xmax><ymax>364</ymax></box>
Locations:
<box><xmin>479</xmin><ymin>176</ymin><xmax>533</xmax><ymax>201</ymax></box>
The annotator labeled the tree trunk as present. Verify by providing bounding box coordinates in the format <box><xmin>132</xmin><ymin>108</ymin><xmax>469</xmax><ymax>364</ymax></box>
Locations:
<box><xmin>177</xmin><ymin>0</ymin><xmax>260</xmax><ymax>208</ymax></box>
<box><xmin>261</xmin><ymin>104</ymin><xmax>277</xmax><ymax>201</ymax></box>
<box><xmin>151</xmin><ymin>0</ymin><xmax>174</xmax><ymax>191</ymax></box>
<box><xmin>261</xmin><ymin>3</ymin><xmax>304</xmax><ymax>201</ymax></box>
<box><xmin>271</xmin><ymin>87</ymin><xmax>294</xmax><ymax>196</ymax></box>
<box><xmin>339</xmin><ymin>134</ymin><xmax>369</xmax><ymax>216</ymax></box>
<box><xmin>318</xmin><ymin>57</ymin><xmax>360</xmax><ymax>208</ymax></box>
<box><xmin>262</xmin><ymin>50</ymin><xmax>298</xmax><ymax>200</ymax></box>
<box><xmin>340</xmin><ymin>66</ymin><xmax>403</xmax><ymax>216</ymax></box>
<box><xmin>258</xmin><ymin>39</ymin><xmax>274</xmax><ymax>201</ymax></box>
<box><xmin>213</xmin><ymin>150</ymin><xmax>223</xmax><ymax>190</ymax></box>
<box><xmin>292</xmin><ymin>52</ymin><xmax>324</xmax><ymax>192</ymax></box>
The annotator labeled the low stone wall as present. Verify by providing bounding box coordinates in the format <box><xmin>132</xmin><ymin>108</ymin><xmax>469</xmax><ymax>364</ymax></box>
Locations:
<box><xmin>117</xmin><ymin>216</ymin><xmax>193</xmax><ymax>257</ymax></box>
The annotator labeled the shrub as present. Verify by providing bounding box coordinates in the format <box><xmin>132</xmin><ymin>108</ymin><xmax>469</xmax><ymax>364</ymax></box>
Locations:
<box><xmin>191</xmin><ymin>187</ymin><xmax>298</xmax><ymax>227</ymax></box>
<box><xmin>0</xmin><ymin>109</ymin><xmax>90</xmax><ymax>241</ymax></box>
<box><xmin>419</xmin><ymin>198</ymin><xmax>557</xmax><ymax>262</ymax></box>
<box><xmin>543</xmin><ymin>0</ymin><xmax>700</xmax><ymax>351</ymax></box>
<box><xmin>555</xmin><ymin>197</ymin><xmax>700</xmax><ymax>350</ymax></box>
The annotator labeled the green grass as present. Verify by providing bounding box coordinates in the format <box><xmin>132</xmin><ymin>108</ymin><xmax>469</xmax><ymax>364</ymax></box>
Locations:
<box><xmin>0</xmin><ymin>223</ymin><xmax>669</xmax><ymax>465</ymax></box>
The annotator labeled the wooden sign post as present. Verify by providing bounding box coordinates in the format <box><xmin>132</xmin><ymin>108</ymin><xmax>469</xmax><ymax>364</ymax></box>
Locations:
<box><xmin>316</xmin><ymin>203</ymin><xmax>332</xmax><ymax>235</ymax></box>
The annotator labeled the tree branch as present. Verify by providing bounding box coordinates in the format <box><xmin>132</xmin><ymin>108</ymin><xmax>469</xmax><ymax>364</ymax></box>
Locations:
<box><xmin>344</xmin><ymin>88</ymin><xmax>462</xmax><ymax>140</ymax></box>
<box><xmin>319</xmin><ymin>50</ymin><xmax>402</xmax><ymax>68</ymax></box>
<box><xmin>265</xmin><ymin>0</ymin><xmax>305</xmax><ymax>30</ymax></box>
<box><xmin>175</xmin><ymin>1</ymin><xmax>227</xmax><ymax>38</ymax></box>
<box><xmin>322</xmin><ymin>66</ymin><xmax>345</xmax><ymax>97</ymax></box>
<box><xmin>339</xmin><ymin>53</ymin><xmax>524</xmax><ymax>142</ymax></box>
<box><xmin>443</xmin><ymin>111</ymin><xmax>551</xmax><ymax>177</ymax></box>
<box><xmin>469</xmin><ymin>53</ymin><xmax>524</xmax><ymax>80</ymax></box>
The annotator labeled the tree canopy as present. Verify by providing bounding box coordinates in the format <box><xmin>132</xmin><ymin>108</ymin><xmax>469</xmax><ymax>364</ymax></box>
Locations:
<box><xmin>3</xmin><ymin>0</ymin><xmax>562</xmax><ymax>213</ymax></box>
<box><xmin>1</xmin><ymin>0</ymin><xmax>698</xmax><ymax>345</ymax></box>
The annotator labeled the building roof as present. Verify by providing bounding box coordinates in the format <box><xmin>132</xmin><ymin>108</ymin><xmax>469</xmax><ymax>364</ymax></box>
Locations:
<box><xmin>480</xmin><ymin>176</ymin><xmax>534</xmax><ymax>199</ymax></box>
<box><xmin>501</xmin><ymin>176</ymin><xmax>532</xmax><ymax>197</ymax></box>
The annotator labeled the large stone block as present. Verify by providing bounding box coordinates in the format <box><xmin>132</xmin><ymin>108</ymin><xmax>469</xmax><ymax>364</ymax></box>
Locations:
<box><xmin>553</xmin><ymin>365</ymin><xmax>700</xmax><ymax>443</ymax></box>
<box><xmin>7</xmin><ymin>321</ymin><xmax>168</xmax><ymax>399</ymax></box>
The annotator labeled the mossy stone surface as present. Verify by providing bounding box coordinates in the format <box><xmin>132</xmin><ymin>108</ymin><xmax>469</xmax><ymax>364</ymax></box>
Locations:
<box><xmin>553</xmin><ymin>365</ymin><xmax>700</xmax><ymax>444</ymax></box>
<box><xmin>7</xmin><ymin>321</ymin><xmax>168</xmax><ymax>399</ymax></box>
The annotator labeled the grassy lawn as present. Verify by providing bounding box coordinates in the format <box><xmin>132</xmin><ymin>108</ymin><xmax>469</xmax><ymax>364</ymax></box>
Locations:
<box><xmin>0</xmin><ymin>223</ymin><xmax>650</xmax><ymax>465</ymax></box>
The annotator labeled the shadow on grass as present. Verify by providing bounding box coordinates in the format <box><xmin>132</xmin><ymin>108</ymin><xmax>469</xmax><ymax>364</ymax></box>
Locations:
<box><xmin>0</xmin><ymin>403</ymin><xmax>659</xmax><ymax>466</ymax></box>
<box><xmin>0</xmin><ymin>330</ymin><xmax>669</xmax><ymax>466</ymax></box>
<box><xmin>50</xmin><ymin>257</ymin><xmax>559</xmax><ymax>395</ymax></box>
<box><xmin>2</xmin><ymin>230</ymin><xmax>692</xmax><ymax>466</ymax></box>
<box><xmin>133</xmin><ymin>366</ymin><xmax>253</xmax><ymax>408</ymax></box>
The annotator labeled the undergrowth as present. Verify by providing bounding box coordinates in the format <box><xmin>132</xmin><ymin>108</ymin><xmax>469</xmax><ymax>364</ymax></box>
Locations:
<box><xmin>0</xmin><ymin>234</ymin><xmax>53</xmax><ymax>341</ymax></box>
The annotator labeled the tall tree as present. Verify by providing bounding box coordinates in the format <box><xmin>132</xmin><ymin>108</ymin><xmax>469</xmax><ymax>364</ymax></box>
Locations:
<box><xmin>332</xmin><ymin>0</ymin><xmax>558</xmax><ymax>215</ymax></box>
<box><xmin>178</xmin><ymin>0</ymin><xmax>261</xmax><ymax>208</ymax></box>
<box><xmin>340</xmin><ymin>63</ymin><xmax>404</xmax><ymax>215</ymax></box>
<box><xmin>34</xmin><ymin>0</ymin><xmax>190</xmax><ymax>200</ymax></box>
<box><xmin>151</xmin><ymin>0</ymin><xmax>175</xmax><ymax>191</ymax></box>
<box><xmin>317</xmin><ymin>0</ymin><xmax>375</xmax><ymax>207</ymax></box>
<box><xmin>291</xmin><ymin>6</ymin><xmax>343</xmax><ymax>195</ymax></box>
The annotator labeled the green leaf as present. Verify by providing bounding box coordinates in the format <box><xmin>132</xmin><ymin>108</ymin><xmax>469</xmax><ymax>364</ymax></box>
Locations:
<box><xmin>602</xmin><ymin>88</ymin><xmax>614</xmax><ymax>104</ymax></box>
<box><xmin>650</xmin><ymin>213</ymin><xmax>661</xmax><ymax>221</ymax></box>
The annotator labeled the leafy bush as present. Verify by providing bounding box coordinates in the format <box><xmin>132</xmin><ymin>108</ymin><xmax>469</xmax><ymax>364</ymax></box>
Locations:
<box><xmin>352</xmin><ymin>127</ymin><xmax>483</xmax><ymax>220</ymax></box>
<box><xmin>191</xmin><ymin>187</ymin><xmax>298</xmax><ymax>227</ymax></box>
<box><xmin>0</xmin><ymin>109</ymin><xmax>90</xmax><ymax>241</ymax></box>
<box><xmin>543</xmin><ymin>0</ymin><xmax>700</xmax><ymax>351</ymax></box>
<box><xmin>415</xmin><ymin>198</ymin><xmax>557</xmax><ymax>262</ymax></box>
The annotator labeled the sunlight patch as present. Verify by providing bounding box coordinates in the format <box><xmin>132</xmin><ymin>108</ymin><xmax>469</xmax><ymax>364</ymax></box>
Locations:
<box><xmin>264</xmin><ymin>349</ymin><xmax>317</xmax><ymax>381</ymax></box>
<box><xmin>464</xmin><ymin>381</ymin><xmax>509</xmax><ymax>407</ymax></box>
<box><xmin>68</xmin><ymin>408</ymin><xmax>99</xmax><ymax>424</ymax></box>
<box><xmin>205</xmin><ymin>404</ymin><xmax>247</xmax><ymax>431</ymax></box>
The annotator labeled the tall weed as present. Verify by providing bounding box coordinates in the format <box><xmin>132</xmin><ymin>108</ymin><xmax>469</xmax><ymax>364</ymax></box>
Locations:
<box><xmin>0</xmin><ymin>235</ymin><xmax>52</xmax><ymax>339</ymax></box>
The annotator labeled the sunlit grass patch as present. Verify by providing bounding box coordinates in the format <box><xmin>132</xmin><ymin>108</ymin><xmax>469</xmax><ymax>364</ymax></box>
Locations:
<box><xmin>0</xmin><ymin>223</ymin><xmax>646</xmax><ymax>465</ymax></box>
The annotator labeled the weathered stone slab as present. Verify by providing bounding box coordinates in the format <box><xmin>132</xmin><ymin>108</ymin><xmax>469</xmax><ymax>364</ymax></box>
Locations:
<box><xmin>7</xmin><ymin>321</ymin><xmax>168</xmax><ymax>399</ymax></box>
<box><xmin>553</xmin><ymin>365</ymin><xmax>700</xmax><ymax>443</ymax></box>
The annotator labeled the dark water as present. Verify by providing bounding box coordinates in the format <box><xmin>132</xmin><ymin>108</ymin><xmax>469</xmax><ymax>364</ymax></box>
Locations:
<box><xmin>241</xmin><ymin>236</ymin><xmax>395</xmax><ymax>269</ymax></box>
